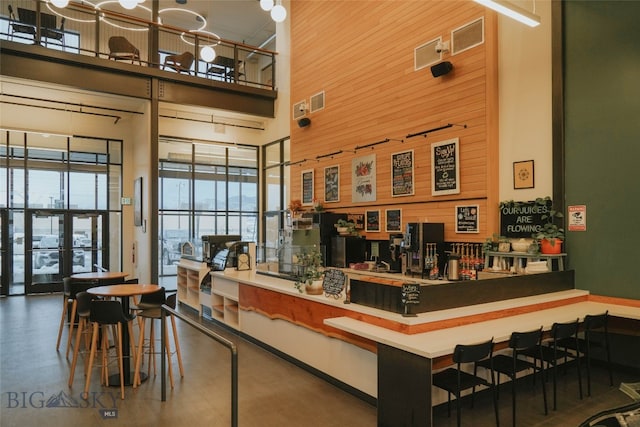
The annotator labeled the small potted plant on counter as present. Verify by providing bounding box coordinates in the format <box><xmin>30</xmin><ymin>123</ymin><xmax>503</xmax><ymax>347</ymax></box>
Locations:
<box><xmin>335</xmin><ymin>219</ymin><xmax>357</xmax><ymax>236</ymax></box>
<box><xmin>288</xmin><ymin>199</ymin><xmax>303</xmax><ymax>217</ymax></box>
<box><xmin>531</xmin><ymin>196</ymin><xmax>565</xmax><ymax>254</ymax></box>
<box><xmin>482</xmin><ymin>233</ymin><xmax>510</xmax><ymax>253</ymax></box>
<box><xmin>293</xmin><ymin>248</ymin><xmax>324</xmax><ymax>294</ymax></box>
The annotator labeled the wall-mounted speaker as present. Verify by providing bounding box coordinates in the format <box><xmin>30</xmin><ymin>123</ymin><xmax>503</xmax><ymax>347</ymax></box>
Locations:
<box><xmin>298</xmin><ymin>117</ymin><xmax>311</xmax><ymax>128</ymax></box>
<box><xmin>431</xmin><ymin>61</ymin><xmax>453</xmax><ymax>78</ymax></box>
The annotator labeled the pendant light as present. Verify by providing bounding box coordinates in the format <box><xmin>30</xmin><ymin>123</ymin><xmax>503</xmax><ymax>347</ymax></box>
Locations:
<box><xmin>50</xmin><ymin>0</ymin><xmax>70</xmax><ymax>7</ymax></box>
<box><xmin>260</xmin><ymin>0</ymin><xmax>274</xmax><ymax>12</ymax></box>
<box><xmin>200</xmin><ymin>45</ymin><xmax>216</xmax><ymax>63</ymax></box>
<box><xmin>119</xmin><ymin>0</ymin><xmax>139</xmax><ymax>10</ymax></box>
<box><xmin>270</xmin><ymin>1</ymin><xmax>286</xmax><ymax>23</ymax></box>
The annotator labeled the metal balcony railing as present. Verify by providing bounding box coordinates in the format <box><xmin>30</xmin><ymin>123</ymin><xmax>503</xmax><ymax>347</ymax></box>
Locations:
<box><xmin>0</xmin><ymin>0</ymin><xmax>276</xmax><ymax>90</ymax></box>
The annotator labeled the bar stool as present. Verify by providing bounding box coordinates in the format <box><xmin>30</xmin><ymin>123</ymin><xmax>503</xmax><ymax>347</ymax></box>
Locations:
<box><xmin>82</xmin><ymin>299</ymin><xmax>136</xmax><ymax>400</ymax></box>
<box><xmin>56</xmin><ymin>277</ymin><xmax>73</xmax><ymax>351</ymax></box>
<box><xmin>479</xmin><ymin>328</ymin><xmax>548</xmax><ymax>426</ymax></box>
<box><xmin>558</xmin><ymin>311</ymin><xmax>613</xmax><ymax>396</ymax></box>
<box><xmin>523</xmin><ymin>319</ymin><xmax>583</xmax><ymax>410</ymax></box>
<box><xmin>133</xmin><ymin>292</ymin><xmax>183</xmax><ymax>388</ymax></box>
<box><xmin>432</xmin><ymin>338</ymin><xmax>500</xmax><ymax>427</ymax></box>
<box><xmin>68</xmin><ymin>292</ymin><xmax>95</xmax><ymax>387</ymax></box>
<box><xmin>64</xmin><ymin>280</ymin><xmax>96</xmax><ymax>358</ymax></box>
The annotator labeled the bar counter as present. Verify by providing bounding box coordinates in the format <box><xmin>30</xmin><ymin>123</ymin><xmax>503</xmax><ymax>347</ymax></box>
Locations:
<box><xmin>207</xmin><ymin>269</ymin><xmax>640</xmax><ymax>427</ymax></box>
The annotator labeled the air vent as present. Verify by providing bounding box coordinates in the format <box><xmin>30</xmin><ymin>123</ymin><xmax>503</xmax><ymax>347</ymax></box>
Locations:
<box><xmin>415</xmin><ymin>38</ymin><xmax>441</xmax><ymax>71</ymax></box>
<box><xmin>293</xmin><ymin>100</ymin><xmax>307</xmax><ymax>120</ymax></box>
<box><xmin>452</xmin><ymin>17</ymin><xmax>484</xmax><ymax>55</ymax></box>
<box><xmin>310</xmin><ymin>91</ymin><xmax>325</xmax><ymax>113</ymax></box>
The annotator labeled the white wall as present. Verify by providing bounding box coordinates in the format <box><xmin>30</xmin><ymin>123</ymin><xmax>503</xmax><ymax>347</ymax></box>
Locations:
<box><xmin>498</xmin><ymin>0</ymin><xmax>553</xmax><ymax>202</ymax></box>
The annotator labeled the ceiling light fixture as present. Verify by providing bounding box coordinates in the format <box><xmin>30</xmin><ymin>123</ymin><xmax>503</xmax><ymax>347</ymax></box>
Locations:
<box><xmin>260</xmin><ymin>0</ymin><xmax>274</xmax><ymax>11</ymax></box>
<box><xmin>270</xmin><ymin>1</ymin><xmax>286</xmax><ymax>23</ymax></box>
<box><xmin>200</xmin><ymin>45</ymin><xmax>216</xmax><ymax>62</ymax></box>
<box><xmin>119</xmin><ymin>0</ymin><xmax>138</xmax><ymax>10</ymax></box>
<box><xmin>474</xmin><ymin>0</ymin><xmax>540</xmax><ymax>27</ymax></box>
<box><xmin>50</xmin><ymin>0</ymin><xmax>70</xmax><ymax>8</ymax></box>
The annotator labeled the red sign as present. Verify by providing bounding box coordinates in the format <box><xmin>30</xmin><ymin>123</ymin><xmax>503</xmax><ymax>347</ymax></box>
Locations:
<box><xmin>567</xmin><ymin>205</ymin><xmax>586</xmax><ymax>231</ymax></box>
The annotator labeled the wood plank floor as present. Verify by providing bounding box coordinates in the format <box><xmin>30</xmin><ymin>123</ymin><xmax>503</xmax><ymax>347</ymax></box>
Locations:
<box><xmin>0</xmin><ymin>294</ymin><xmax>637</xmax><ymax>426</ymax></box>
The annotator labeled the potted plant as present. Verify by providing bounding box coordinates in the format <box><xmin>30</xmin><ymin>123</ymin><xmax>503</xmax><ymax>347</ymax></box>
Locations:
<box><xmin>293</xmin><ymin>248</ymin><xmax>324</xmax><ymax>294</ymax></box>
<box><xmin>288</xmin><ymin>199</ymin><xmax>303</xmax><ymax>217</ymax></box>
<box><xmin>335</xmin><ymin>219</ymin><xmax>357</xmax><ymax>236</ymax></box>
<box><xmin>312</xmin><ymin>198</ymin><xmax>324</xmax><ymax>212</ymax></box>
<box><xmin>531</xmin><ymin>196</ymin><xmax>565</xmax><ymax>254</ymax></box>
<box><xmin>482</xmin><ymin>233</ymin><xmax>510</xmax><ymax>253</ymax></box>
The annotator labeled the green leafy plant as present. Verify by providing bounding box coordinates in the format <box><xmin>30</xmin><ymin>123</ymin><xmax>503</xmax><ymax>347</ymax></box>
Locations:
<box><xmin>482</xmin><ymin>233</ymin><xmax>509</xmax><ymax>253</ymax></box>
<box><xmin>294</xmin><ymin>248</ymin><xmax>324</xmax><ymax>293</ymax></box>
<box><xmin>531</xmin><ymin>196</ymin><xmax>565</xmax><ymax>247</ymax></box>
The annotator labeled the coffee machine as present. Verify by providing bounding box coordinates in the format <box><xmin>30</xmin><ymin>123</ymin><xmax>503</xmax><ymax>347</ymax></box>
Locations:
<box><xmin>388</xmin><ymin>233</ymin><xmax>404</xmax><ymax>273</ymax></box>
<box><xmin>402</xmin><ymin>223</ymin><xmax>444</xmax><ymax>276</ymax></box>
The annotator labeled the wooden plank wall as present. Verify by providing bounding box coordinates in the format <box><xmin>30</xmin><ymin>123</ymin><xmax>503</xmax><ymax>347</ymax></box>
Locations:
<box><xmin>290</xmin><ymin>1</ymin><xmax>498</xmax><ymax>242</ymax></box>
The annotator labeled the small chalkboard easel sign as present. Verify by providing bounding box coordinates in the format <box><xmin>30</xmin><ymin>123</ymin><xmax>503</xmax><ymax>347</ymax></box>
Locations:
<box><xmin>401</xmin><ymin>283</ymin><xmax>420</xmax><ymax>317</ymax></box>
<box><xmin>322</xmin><ymin>269</ymin><xmax>346</xmax><ymax>299</ymax></box>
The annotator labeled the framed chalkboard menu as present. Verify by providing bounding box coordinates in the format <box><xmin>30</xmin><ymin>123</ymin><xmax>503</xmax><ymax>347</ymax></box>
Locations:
<box><xmin>455</xmin><ymin>205</ymin><xmax>479</xmax><ymax>233</ymax></box>
<box><xmin>366</xmin><ymin>210</ymin><xmax>380</xmax><ymax>232</ymax></box>
<box><xmin>385</xmin><ymin>209</ymin><xmax>402</xmax><ymax>232</ymax></box>
<box><xmin>391</xmin><ymin>150</ymin><xmax>414</xmax><ymax>197</ymax></box>
<box><xmin>301</xmin><ymin>169</ymin><xmax>314</xmax><ymax>205</ymax></box>
<box><xmin>431</xmin><ymin>138</ymin><xmax>460</xmax><ymax>196</ymax></box>
<box><xmin>322</xmin><ymin>269</ymin><xmax>346</xmax><ymax>298</ymax></box>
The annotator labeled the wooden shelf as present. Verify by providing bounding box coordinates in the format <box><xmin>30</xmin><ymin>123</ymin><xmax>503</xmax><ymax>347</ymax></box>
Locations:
<box><xmin>177</xmin><ymin>259</ymin><xmax>209</xmax><ymax>315</ymax></box>
<box><xmin>199</xmin><ymin>273</ymin><xmax>240</xmax><ymax>330</ymax></box>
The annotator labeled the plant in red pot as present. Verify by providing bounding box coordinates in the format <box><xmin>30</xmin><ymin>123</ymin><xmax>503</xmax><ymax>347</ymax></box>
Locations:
<box><xmin>531</xmin><ymin>197</ymin><xmax>565</xmax><ymax>254</ymax></box>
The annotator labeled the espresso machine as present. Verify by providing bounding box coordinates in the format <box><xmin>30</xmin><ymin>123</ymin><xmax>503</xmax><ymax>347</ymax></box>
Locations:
<box><xmin>402</xmin><ymin>223</ymin><xmax>444</xmax><ymax>276</ymax></box>
<box><xmin>388</xmin><ymin>233</ymin><xmax>404</xmax><ymax>273</ymax></box>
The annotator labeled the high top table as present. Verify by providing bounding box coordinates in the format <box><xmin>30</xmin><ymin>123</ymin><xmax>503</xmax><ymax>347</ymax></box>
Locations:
<box><xmin>86</xmin><ymin>284</ymin><xmax>161</xmax><ymax>386</ymax></box>
<box><xmin>70</xmin><ymin>271</ymin><xmax>129</xmax><ymax>285</ymax></box>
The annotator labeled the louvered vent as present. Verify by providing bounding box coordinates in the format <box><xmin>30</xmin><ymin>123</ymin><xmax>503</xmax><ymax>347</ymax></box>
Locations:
<box><xmin>452</xmin><ymin>17</ymin><xmax>484</xmax><ymax>55</ymax></box>
<box><xmin>310</xmin><ymin>91</ymin><xmax>325</xmax><ymax>113</ymax></box>
<box><xmin>415</xmin><ymin>38</ymin><xmax>441</xmax><ymax>71</ymax></box>
<box><xmin>293</xmin><ymin>100</ymin><xmax>307</xmax><ymax>120</ymax></box>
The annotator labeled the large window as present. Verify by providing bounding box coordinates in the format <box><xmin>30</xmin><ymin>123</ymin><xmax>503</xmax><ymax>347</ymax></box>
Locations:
<box><xmin>158</xmin><ymin>138</ymin><xmax>258</xmax><ymax>280</ymax></box>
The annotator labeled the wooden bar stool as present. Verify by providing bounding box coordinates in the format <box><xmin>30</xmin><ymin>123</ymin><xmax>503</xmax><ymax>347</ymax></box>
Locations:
<box><xmin>82</xmin><ymin>299</ymin><xmax>136</xmax><ymax>400</ymax></box>
<box><xmin>134</xmin><ymin>292</ymin><xmax>184</xmax><ymax>388</ymax></box>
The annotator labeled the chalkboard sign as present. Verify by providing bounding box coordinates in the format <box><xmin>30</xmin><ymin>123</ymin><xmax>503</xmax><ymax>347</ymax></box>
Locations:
<box><xmin>385</xmin><ymin>209</ymin><xmax>402</xmax><ymax>232</ymax></box>
<box><xmin>431</xmin><ymin>138</ymin><xmax>460</xmax><ymax>196</ymax></box>
<box><xmin>347</xmin><ymin>213</ymin><xmax>365</xmax><ymax>231</ymax></box>
<box><xmin>500</xmin><ymin>199</ymin><xmax>551</xmax><ymax>238</ymax></box>
<box><xmin>455</xmin><ymin>205</ymin><xmax>479</xmax><ymax>233</ymax></box>
<box><xmin>391</xmin><ymin>150</ymin><xmax>414</xmax><ymax>196</ymax></box>
<box><xmin>401</xmin><ymin>283</ymin><xmax>420</xmax><ymax>305</ymax></box>
<box><xmin>301</xmin><ymin>169</ymin><xmax>314</xmax><ymax>205</ymax></box>
<box><xmin>366</xmin><ymin>210</ymin><xmax>380</xmax><ymax>232</ymax></box>
<box><xmin>323</xmin><ymin>269</ymin><xmax>346</xmax><ymax>298</ymax></box>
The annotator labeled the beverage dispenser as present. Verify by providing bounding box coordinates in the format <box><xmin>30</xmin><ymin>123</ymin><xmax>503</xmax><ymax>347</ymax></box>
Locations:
<box><xmin>388</xmin><ymin>233</ymin><xmax>404</xmax><ymax>273</ymax></box>
<box><xmin>403</xmin><ymin>223</ymin><xmax>444</xmax><ymax>276</ymax></box>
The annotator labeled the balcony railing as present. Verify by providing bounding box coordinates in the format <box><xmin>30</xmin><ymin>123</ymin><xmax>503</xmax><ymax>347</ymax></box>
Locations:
<box><xmin>0</xmin><ymin>0</ymin><xmax>276</xmax><ymax>90</ymax></box>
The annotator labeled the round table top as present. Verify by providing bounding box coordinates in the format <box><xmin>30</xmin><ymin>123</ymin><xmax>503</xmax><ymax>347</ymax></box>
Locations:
<box><xmin>70</xmin><ymin>271</ymin><xmax>129</xmax><ymax>281</ymax></box>
<box><xmin>86</xmin><ymin>284</ymin><xmax>160</xmax><ymax>297</ymax></box>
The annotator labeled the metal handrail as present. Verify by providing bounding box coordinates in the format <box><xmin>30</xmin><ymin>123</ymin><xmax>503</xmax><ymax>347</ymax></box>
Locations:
<box><xmin>161</xmin><ymin>303</ymin><xmax>238</xmax><ymax>427</ymax></box>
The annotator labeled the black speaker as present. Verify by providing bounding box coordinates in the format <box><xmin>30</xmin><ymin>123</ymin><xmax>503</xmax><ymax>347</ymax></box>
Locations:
<box><xmin>298</xmin><ymin>117</ymin><xmax>311</xmax><ymax>128</ymax></box>
<box><xmin>431</xmin><ymin>61</ymin><xmax>453</xmax><ymax>78</ymax></box>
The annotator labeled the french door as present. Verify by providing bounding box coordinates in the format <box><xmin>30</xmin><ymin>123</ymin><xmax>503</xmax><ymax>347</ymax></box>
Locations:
<box><xmin>25</xmin><ymin>210</ymin><xmax>107</xmax><ymax>294</ymax></box>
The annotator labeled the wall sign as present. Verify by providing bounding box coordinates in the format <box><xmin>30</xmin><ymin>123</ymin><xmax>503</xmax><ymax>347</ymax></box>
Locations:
<box><xmin>324</xmin><ymin>165</ymin><xmax>340</xmax><ymax>203</ymax></box>
<box><xmin>455</xmin><ymin>205</ymin><xmax>479</xmax><ymax>233</ymax></box>
<box><xmin>513</xmin><ymin>160</ymin><xmax>535</xmax><ymax>189</ymax></box>
<box><xmin>401</xmin><ymin>283</ymin><xmax>420</xmax><ymax>317</ymax></box>
<box><xmin>347</xmin><ymin>213</ymin><xmax>365</xmax><ymax>231</ymax></box>
<box><xmin>301</xmin><ymin>169</ymin><xmax>314</xmax><ymax>205</ymax></box>
<box><xmin>431</xmin><ymin>138</ymin><xmax>460</xmax><ymax>196</ymax></box>
<box><xmin>568</xmin><ymin>205</ymin><xmax>586</xmax><ymax>231</ymax></box>
<box><xmin>365</xmin><ymin>210</ymin><xmax>380</xmax><ymax>232</ymax></box>
<box><xmin>385</xmin><ymin>209</ymin><xmax>402</xmax><ymax>232</ymax></box>
<box><xmin>322</xmin><ymin>268</ymin><xmax>346</xmax><ymax>299</ymax></box>
<box><xmin>352</xmin><ymin>154</ymin><xmax>376</xmax><ymax>203</ymax></box>
<box><xmin>391</xmin><ymin>150</ymin><xmax>414</xmax><ymax>197</ymax></box>
<box><xmin>500</xmin><ymin>199</ymin><xmax>550</xmax><ymax>238</ymax></box>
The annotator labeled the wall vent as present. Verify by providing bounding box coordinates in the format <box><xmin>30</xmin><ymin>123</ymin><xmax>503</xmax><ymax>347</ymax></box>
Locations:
<box><xmin>310</xmin><ymin>91</ymin><xmax>325</xmax><ymax>113</ymax></box>
<box><xmin>293</xmin><ymin>100</ymin><xmax>307</xmax><ymax>120</ymax></box>
<box><xmin>452</xmin><ymin>17</ymin><xmax>484</xmax><ymax>55</ymax></box>
<box><xmin>415</xmin><ymin>38</ymin><xmax>441</xmax><ymax>71</ymax></box>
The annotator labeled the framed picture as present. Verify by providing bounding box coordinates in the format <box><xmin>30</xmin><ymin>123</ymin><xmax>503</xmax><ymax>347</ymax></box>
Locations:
<box><xmin>324</xmin><ymin>165</ymin><xmax>340</xmax><ymax>202</ymax></box>
<box><xmin>134</xmin><ymin>177</ymin><xmax>143</xmax><ymax>226</ymax></box>
<box><xmin>385</xmin><ymin>209</ymin><xmax>402</xmax><ymax>232</ymax></box>
<box><xmin>301</xmin><ymin>169</ymin><xmax>314</xmax><ymax>205</ymax></box>
<box><xmin>352</xmin><ymin>154</ymin><xmax>376</xmax><ymax>203</ymax></box>
<box><xmin>513</xmin><ymin>160</ymin><xmax>535</xmax><ymax>189</ymax></box>
<box><xmin>455</xmin><ymin>205</ymin><xmax>479</xmax><ymax>233</ymax></box>
<box><xmin>431</xmin><ymin>138</ymin><xmax>460</xmax><ymax>196</ymax></box>
<box><xmin>365</xmin><ymin>210</ymin><xmax>380</xmax><ymax>232</ymax></box>
<box><xmin>391</xmin><ymin>150</ymin><xmax>414</xmax><ymax>196</ymax></box>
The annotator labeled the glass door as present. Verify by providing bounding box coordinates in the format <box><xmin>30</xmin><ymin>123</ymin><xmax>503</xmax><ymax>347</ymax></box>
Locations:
<box><xmin>0</xmin><ymin>209</ymin><xmax>7</xmax><ymax>296</ymax></box>
<box><xmin>26</xmin><ymin>210</ymin><xmax>65</xmax><ymax>293</ymax></box>
<box><xmin>71</xmin><ymin>212</ymin><xmax>107</xmax><ymax>273</ymax></box>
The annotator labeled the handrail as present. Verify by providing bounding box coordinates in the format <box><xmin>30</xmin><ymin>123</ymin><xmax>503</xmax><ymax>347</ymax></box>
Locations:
<box><xmin>161</xmin><ymin>303</ymin><xmax>238</xmax><ymax>427</ymax></box>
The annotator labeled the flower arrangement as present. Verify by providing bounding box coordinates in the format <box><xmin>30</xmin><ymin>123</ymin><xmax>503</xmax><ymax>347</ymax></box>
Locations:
<box><xmin>312</xmin><ymin>198</ymin><xmax>324</xmax><ymax>212</ymax></box>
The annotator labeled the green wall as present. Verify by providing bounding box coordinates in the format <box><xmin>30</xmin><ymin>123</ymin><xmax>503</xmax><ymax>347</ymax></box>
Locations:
<box><xmin>564</xmin><ymin>1</ymin><xmax>640</xmax><ymax>298</ymax></box>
